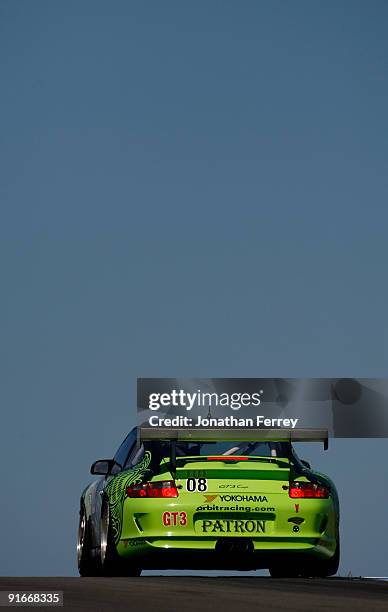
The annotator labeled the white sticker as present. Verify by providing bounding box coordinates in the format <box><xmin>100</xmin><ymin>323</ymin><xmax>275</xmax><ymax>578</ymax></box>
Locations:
<box><xmin>186</xmin><ymin>477</ymin><xmax>208</xmax><ymax>492</ymax></box>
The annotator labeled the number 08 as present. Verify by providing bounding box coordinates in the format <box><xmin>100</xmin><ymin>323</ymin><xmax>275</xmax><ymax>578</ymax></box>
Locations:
<box><xmin>186</xmin><ymin>478</ymin><xmax>207</xmax><ymax>492</ymax></box>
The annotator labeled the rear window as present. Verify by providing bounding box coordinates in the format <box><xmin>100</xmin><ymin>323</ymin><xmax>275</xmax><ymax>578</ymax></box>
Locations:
<box><xmin>172</xmin><ymin>440</ymin><xmax>290</xmax><ymax>457</ymax></box>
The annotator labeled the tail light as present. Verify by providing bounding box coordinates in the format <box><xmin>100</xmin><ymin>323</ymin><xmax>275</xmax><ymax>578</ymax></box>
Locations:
<box><xmin>126</xmin><ymin>480</ymin><xmax>178</xmax><ymax>498</ymax></box>
<box><xmin>289</xmin><ymin>481</ymin><xmax>329</xmax><ymax>498</ymax></box>
<box><xmin>207</xmin><ymin>456</ymin><xmax>249</xmax><ymax>461</ymax></box>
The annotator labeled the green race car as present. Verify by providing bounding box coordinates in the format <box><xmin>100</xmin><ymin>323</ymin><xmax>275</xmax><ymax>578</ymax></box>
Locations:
<box><xmin>77</xmin><ymin>427</ymin><xmax>340</xmax><ymax>577</ymax></box>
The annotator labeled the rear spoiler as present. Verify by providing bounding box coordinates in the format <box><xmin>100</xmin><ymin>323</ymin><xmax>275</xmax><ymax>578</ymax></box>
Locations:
<box><xmin>140</xmin><ymin>427</ymin><xmax>328</xmax><ymax>449</ymax></box>
<box><xmin>140</xmin><ymin>427</ymin><xmax>328</xmax><ymax>477</ymax></box>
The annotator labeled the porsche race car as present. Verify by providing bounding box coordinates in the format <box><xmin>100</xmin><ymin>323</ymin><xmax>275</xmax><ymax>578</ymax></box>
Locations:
<box><xmin>77</xmin><ymin>427</ymin><xmax>340</xmax><ymax>577</ymax></box>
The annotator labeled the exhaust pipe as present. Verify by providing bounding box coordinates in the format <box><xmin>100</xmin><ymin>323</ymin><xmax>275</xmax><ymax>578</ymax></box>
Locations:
<box><xmin>215</xmin><ymin>538</ymin><xmax>254</xmax><ymax>555</ymax></box>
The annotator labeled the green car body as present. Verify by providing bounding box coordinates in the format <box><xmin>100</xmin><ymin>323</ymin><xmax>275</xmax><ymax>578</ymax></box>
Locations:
<box><xmin>77</xmin><ymin>428</ymin><xmax>340</xmax><ymax>577</ymax></box>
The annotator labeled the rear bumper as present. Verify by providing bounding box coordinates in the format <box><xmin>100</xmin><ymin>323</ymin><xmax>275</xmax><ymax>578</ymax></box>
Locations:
<box><xmin>117</xmin><ymin>535</ymin><xmax>336</xmax><ymax>569</ymax></box>
<box><xmin>118</xmin><ymin>493</ymin><xmax>338</xmax><ymax>569</ymax></box>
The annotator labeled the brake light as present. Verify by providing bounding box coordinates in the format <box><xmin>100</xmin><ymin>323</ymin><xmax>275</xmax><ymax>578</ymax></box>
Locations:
<box><xmin>207</xmin><ymin>456</ymin><xmax>249</xmax><ymax>461</ymax></box>
<box><xmin>126</xmin><ymin>480</ymin><xmax>178</xmax><ymax>498</ymax></box>
<box><xmin>289</xmin><ymin>482</ymin><xmax>329</xmax><ymax>498</ymax></box>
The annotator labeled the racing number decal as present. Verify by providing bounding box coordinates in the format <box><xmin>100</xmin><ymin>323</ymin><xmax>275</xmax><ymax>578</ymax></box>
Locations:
<box><xmin>162</xmin><ymin>511</ymin><xmax>187</xmax><ymax>526</ymax></box>
<box><xmin>186</xmin><ymin>478</ymin><xmax>208</xmax><ymax>492</ymax></box>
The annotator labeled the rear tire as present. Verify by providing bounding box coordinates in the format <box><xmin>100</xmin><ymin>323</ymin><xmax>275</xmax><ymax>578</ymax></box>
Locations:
<box><xmin>269</xmin><ymin>535</ymin><xmax>340</xmax><ymax>578</ymax></box>
<box><xmin>268</xmin><ymin>564</ymin><xmax>301</xmax><ymax>578</ymax></box>
<box><xmin>100</xmin><ymin>498</ymin><xmax>141</xmax><ymax>577</ymax></box>
<box><xmin>77</xmin><ymin>504</ymin><xmax>101</xmax><ymax>577</ymax></box>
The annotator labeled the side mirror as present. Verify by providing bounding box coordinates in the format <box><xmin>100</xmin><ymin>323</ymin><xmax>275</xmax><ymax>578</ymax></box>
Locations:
<box><xmin>301</xmin><ymin>459</ymin><xmax>311</xmax><ymax>469</ymax></box>
<box><xmin>90</xmin><ymin>459</ymin><xmax>119</xmax><ymax>475</ymax></box>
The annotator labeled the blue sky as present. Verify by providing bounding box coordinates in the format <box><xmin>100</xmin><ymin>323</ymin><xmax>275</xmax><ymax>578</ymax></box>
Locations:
<box><xmin>1</xmin><ymin>0</ymin><xmax>388</xmax><ymax>575</ymax></box>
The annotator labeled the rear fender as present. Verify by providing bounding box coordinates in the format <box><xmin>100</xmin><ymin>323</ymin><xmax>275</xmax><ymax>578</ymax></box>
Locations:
<box><xmin>104</xmin><ymin>450</ymin><xmax>153</xmax><ymax>546</ymax></box>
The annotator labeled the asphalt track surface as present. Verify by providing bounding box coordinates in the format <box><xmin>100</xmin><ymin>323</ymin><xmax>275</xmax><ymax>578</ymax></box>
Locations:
<box><xmin>0</xmin><ymin>577</ymin><xmax>387</xmax><ymax>611</ymax></box>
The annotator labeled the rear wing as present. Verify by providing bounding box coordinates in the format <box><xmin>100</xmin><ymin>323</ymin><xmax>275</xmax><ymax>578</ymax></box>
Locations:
<box><xmin>140</xmin><ymin>428</ymin><xmax>328</xmax><ymax>479</ymax></box>
<box><xmin>140</xmin><ymin>427</ymin><xmax>329</xmax><ymax>448</ymax></box>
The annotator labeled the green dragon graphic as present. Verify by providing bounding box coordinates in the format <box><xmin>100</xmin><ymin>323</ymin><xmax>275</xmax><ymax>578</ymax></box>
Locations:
<box><xmin>105</xmin><ymin>451</ymin><xmax>152</xmax><ymax>545</ymax></box>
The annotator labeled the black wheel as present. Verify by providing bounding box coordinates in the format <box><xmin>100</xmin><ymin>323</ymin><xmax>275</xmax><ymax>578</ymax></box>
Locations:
<box><xmin>269</xmin><ymin>535</ymin><xmax>340</xmax><ymax>578</ymax></box>
<box><xmin>268</xmin><ymin>564</ymin><xmax>301</xmax><ymax>578</ymax></box>
<box><xmin>77</xmin><ymin>504</ymin><xmax>101</xmax><ymax>577</ymax></box>
<box><xmin>100</xmin><ymin>498</ymin><xmax>141</xmax><ymax>577</ymax></box>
